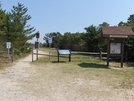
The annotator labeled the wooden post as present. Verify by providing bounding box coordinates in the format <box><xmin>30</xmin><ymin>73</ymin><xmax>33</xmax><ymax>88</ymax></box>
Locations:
<box><xmin>36</xmin><ymin>38</ymin><xmax>38</xmax><ymax>60</ymax></box>
<box><xmin>8</xmin><ymin>48</ymin><xmax>10</xmax><ymax>63</ymax></box>
<box><xmin>121</xmin><ymin>39</ymin><xmax>125</xmax><ymax>67</ymax></box>
<box><xmin>69</xmin><ymin>54</ymin><xmax>71</xmax><ymax>62</ymax></box>
<box><xmin>100</xmin><ymin>51</ymin><xmax>102</xmax><ymax>61</ymax></box>
<box><xmin>107</xmin><ymin>38</ymin><xmax>110</xmax><ymax>67</ymax></box>
<box><xmin>36</xmin><ymin>31</ymin><xmax>39</xmax><ymax>61</ymax></box>
<box><xmin>36</xmin><ymin>50</ymin><xmax>38</xmax><ymax>60</ymax></box>
<box><xmin>58</xmin><ymin>53</ymin><xmax>59</xmax><ymax>62</ymax></box>
<box><xmin>125</xmin><ymin>51</ymin><xmax>127</xmax><ymax>62</ymax></box>
<box><xmin>32</xmin><ymin>47</ymin><xmax>33</xmax><ymax>62</ymax></box>
<box><xmin>12</xmin><ymin>49</ymin><xmax>14</xmax><ymax>62</ymax></box>
<box><xmin>49</xmin><ymin>50</ymin><xmax>50</xmax><ymax>61</ymax></box>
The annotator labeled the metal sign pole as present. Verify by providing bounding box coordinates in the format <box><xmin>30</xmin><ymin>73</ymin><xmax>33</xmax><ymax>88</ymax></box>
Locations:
<box><xmin>32</xmin><ymin>46</ymin><xmax>33</xmax><ymax>62</ymax></box>
<box><xmin>36</xmin><ymin>32</ymin><xmax>40</xmax><ymax>61</ymax></box>
<box><xmin>8</xmin><ymin>48</ymin><xmax>10</xmax><ymax>63</ymax></box>
<box><xmin>6</xmin><ymin>42</ymin><xmax>11</xmax><ymax>63</ymax></box>
<box><xmin>36</xmin><ymin>38</ymin><xmax>38</xmax><ymax>60</ymax></box>
<box><xmin>49</xmin><ymin>43</ymin><xmax>51</xmax><ymax>61</ymax></box>
<box><xmin>48</xmin><ymin>38</ymin><xmax>52</xmax><ymax>61</ymax></box>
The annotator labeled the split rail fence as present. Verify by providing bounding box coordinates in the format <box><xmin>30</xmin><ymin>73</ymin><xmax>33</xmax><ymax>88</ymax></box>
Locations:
<box><xmin>32</xmin><ymin>48</ymin><xmax>129</xmax><ymax>62</ymax></box>
<box><xmin>0</xmin><ymin>49</ymin><xmax>14</xmax><ymax>63</ymax></box>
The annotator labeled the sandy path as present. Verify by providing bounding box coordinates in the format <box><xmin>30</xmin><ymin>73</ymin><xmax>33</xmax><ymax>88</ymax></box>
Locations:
<box><xmin>0</xmin><ymin>50</ymin><xmax>44</xmax><ymax>101</ymax></box>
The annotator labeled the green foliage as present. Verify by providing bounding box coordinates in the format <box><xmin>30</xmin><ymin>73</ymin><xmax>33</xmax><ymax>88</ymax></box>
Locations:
<box><xmin>43</xmin><ymin>32</ymin><xmax>63</xmax><ymax>48</ymax></box>
<box><xmin>43</xmin><ymin>23</ymin><xmax>109</xmax><ymax>52</ymax></box>
<box><xmin>118</xmin><ymin>21</ymin><xmax>127</xmax><ymax>26</ymax></box>
<box><xmin>5</xmin><ymin>2</ymin><xmax>36</xmax><ymax>54</ymax></box>
<box><xmin>0</xmin><ymin>7</ymin><xmax>8</xmax><ymax>51</ymax></box>
<box><xmin>84</xmin><ymin>25</ymin><xmax>101</xmax><ymax>51</ymax></box>
<box><xmin>118</xmin><ymin>14</ymin><xmax>134</xmax><ymax>61</ymax></box>
<box><xmin>0</xmin><ymin>2</ymin><xmax>36</xmax><ymax>56</ymax></box>
<box><xmin>98</xmin><ymin>22</ymin><xmax>109</xmax><ymax>51</ymax></box>
<box><xmin>44</xmin><ymin>32</ymin><xmax>87</xmax><ymax>51</ymax></box>
<box><xmin>99</xmin><ymin>22</ymin><xmax>110</xmax><ymax>27</ymax></box>
<box><xmin>0</xmin><ymin>9</ymin><xmax>7</xmax><ymax>36</ymax></box>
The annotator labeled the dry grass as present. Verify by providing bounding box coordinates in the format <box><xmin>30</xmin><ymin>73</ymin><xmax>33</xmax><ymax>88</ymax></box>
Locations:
<box><xmin>1</xmin><ymin>48</ymin><xmax>134</xmax><ymax>100</ymax></box>
<box><xmin>0</xmin><ymin>52</ymin><xmax>31</xmax><ymax>70</ymax></box>
<box><xmin>22</xmin><ymin>53</ymin><xmax>134</xmax><ymax>100</ymax></box>
<box><xmin>0</xmin><ymin>58</ymin><xmax>14</xmax><ymax>70</ymax></box>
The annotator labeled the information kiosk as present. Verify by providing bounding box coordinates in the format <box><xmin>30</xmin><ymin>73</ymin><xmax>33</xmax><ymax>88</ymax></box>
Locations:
<box><xmin>101</xmin><ymin>26</ymin><xmax>134</xmax><ymax>67</ymax></box>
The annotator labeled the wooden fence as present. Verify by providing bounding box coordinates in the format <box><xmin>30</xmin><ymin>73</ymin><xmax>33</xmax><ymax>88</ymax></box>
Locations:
<box><xmin>0</xmin><ymin>50</ymin><xmax>14</xmax><ymax>63</ymax></box>
<box><xmin>32</xmin><ymin>49</ymin><xmax>128</xmax><ymax>62</ymax></box>
<box><xmin>32</xmin><ymin>49</ymin><xmax>107</xmax><ymax>61</ymax></box>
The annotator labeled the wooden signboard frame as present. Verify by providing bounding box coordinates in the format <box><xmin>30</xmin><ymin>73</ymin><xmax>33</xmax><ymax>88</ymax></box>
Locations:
<box><xmin>107</xmin><ymin>38</ymin><xmax>125</xmax><ymax>67</ymax></box>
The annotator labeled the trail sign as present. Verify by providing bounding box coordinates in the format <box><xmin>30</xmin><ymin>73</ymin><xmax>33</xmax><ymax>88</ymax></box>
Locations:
<box><xmin>57</xmin><ymin>49</ymin><xmax>71</xmax><ymax>62</ymax></box>
<box><xmin>36</xmin><ymin>32</ymin><xmax>40</xmax><ymax>38</ymax></box>
<box><xmin>6</xmin><ymin>42</ymin><xmax>11</xmax><ymax>49</ymax></box>
<box><xmin>35</xmin><ymin>41</ymin><xmax>39</xmax><ymax>49</ymax></box>
<box><xmin>57</xmin><ymin>50</ymin><xmax>71</xmax><ymax>55</ymax></box>
<box><xmin>48</xmin><ymin>38</ymin><xmax>52</xmax><ymax>43</ymax></box>
<box><xmin>110</xmin><ymin>43</ymin><xmax>121</xmax><ymax>54</ymax></box>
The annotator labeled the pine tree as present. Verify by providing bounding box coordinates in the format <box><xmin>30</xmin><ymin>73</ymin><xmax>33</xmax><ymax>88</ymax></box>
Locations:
<box><xmin>0</xmin><ymin>9</ymin><xmax>6</xmax><ymax>36</ymax></box>
<box><xmin>7</xmin><ymin>2</ymin><xmax>36</xmax><ymax>53</ymax></box>
<box><xmin>0</xmin><ymin>5</ymin><xmax>7</xmax><ymax>50</ymax></box>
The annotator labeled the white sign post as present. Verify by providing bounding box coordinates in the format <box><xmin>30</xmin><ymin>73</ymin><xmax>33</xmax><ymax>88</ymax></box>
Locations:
<box><xmin>6</xmin><ymin>42</ymin><xmax>11</xmax><ymax>63</ymax></box>
<box><xmin>48</xmin><ymin>38</ymin><xmax>52</xmax><ymax>61</ymax></box>
<box><xmin>48</xmin><ymin>38</ymin><xmax>52</xmax><ymax>43</ymax></box>
<box><xmin>6</xmin><ymin>42</ymin><xmax>11</xmax><ymax>49</ymax></box>
<box><xmin>48</xmin><ymin>38</ymin><xmax>52</xmax><ymax>49</ymax></box>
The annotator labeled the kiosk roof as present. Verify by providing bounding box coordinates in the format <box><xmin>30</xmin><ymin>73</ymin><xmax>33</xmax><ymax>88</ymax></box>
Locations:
<box><xmin>101</xmin><ymin>26</ymin><xmax>134</xmax><ymax>38</ymax></box>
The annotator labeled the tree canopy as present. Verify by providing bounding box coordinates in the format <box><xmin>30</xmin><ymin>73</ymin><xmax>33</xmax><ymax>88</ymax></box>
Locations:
<box><xmin>0</xmin><ymin>2</ymin><xmax>36</xmax><ymax>53</ymax></box>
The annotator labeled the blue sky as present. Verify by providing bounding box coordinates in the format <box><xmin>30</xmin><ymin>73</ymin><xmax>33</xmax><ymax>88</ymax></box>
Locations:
<box><xmin>1</xmin><ymin>0</ymin><xmax>134</xmax><ymax>43</ymax></box>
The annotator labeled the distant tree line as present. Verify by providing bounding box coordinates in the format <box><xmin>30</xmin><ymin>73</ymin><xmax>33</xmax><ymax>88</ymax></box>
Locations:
<box><xmin>0</xmin><ymin>2</ymin><xmax>36</xmax><ymax>54</ymax></box>
<box><xmin>43</xmin><ymin>23</ymin><xmax>107</xmax><ymax>52</ymax></box>
<box><xmin>43</xmin><ymin>16</ymin><xmax>134</xmax><ymax>61</ymax></box>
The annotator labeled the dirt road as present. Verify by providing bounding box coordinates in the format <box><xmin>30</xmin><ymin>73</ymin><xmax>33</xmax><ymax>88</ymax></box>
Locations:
<box><xmin>0</xmin><ymin>51</ymin><xmax>43</xmax><ymax>101</ymax></box>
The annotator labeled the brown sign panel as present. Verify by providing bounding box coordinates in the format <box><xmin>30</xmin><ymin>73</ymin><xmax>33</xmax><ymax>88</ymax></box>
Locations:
<box><xmin>36</xmin><ymin>32</ymin><xmax>40</xmax><ymax>38</ymax></box>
